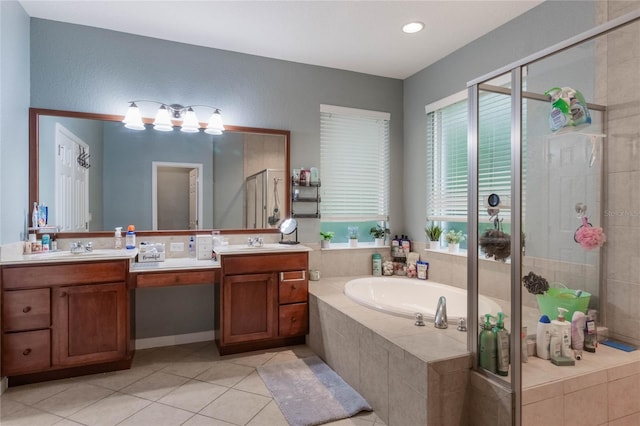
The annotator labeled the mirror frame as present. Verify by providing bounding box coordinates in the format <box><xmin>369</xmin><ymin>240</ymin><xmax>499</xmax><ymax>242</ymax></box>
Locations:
<box><xmin>29</xmin><ymin>107</ymin><xmax>291</xmax><ymax>237</ymax></box>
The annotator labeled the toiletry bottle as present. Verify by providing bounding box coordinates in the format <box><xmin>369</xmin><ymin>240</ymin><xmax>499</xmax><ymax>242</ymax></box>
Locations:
<box><xmin>571</xmin><ymin>311</ymin><xmax>586</xmax><ymax>360</ymax></box>
<box><xmin>552</xmin><ymin>307</ymin><xmax>572</xmax><ymax>358</ymax></box>
<box><xmin>494</xmin><ymin>312</ymin><xmax>510</xmax><ymax>376</ymax></box>
<box><xmin>38</xmin><ymin>203</ymin><xmax>47</xmax><ymax>227</ymax></box>
<box><xmin>310</xmin><ymin>167</ymin><xmax>319</xmax><ymax>185</ymax></box>
<box><xmin>189</xmin><ymin>236</ymin><xmax>196</xmax><ymax>257</ymax></box>
<box><xmin>536</xmin><ymin>314</ymin><xmax>552</xmax><ymax>359</ymax></box>
<box><xmin>372</xmin><ymin>253</ymin><xmax>382</xmax><ymax>276</ymax></box>
<box><xmin>521</xmin><ymin>326</ymin><xmax>528</xmax><ymax>363</ymax></box>
<box><xmin>41</xmin><ymin>234</ymin><xmax>50</xmax><ymax>251</ymax></box>
<box><xmin>125</xmin><ymin>225</ymin><xmax>136</xmax><ymax>249</ymax></box>
<box><xmin>114</xmin><ymin>227</ymin><xmax>123</xmax><ymax>249</ymax></box>
<box><xmin>391</xmin><ymin>235</ymin><xmax>400</xmax><ymax>256</ymax></box>
<box><xmin>50</xmin><ymin>235</ymin><xmax>57</xmax><ymax>251</ymax></box>
<box><xmin>584</xmin><ymin>309</ymin><xmax>597</xmax><ymax>352</ymax></box>
<box><xmin>549</xmin><ymin>328</ymin><xmax>562</xmax><ymax>359</ymax></box>
<box><xmin>32</xmin><ymin>202</ymin><xmax>39</xmax><ymax>228</ymax></box>
<box><xmin>479</xmin><ymin>314</ymin><xmax>497</xmax><ymax>373</ymax></box>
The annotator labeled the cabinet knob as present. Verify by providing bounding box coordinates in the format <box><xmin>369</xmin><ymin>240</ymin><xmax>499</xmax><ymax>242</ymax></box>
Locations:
<box><xmin>292</xmin><ymin>285</ymin><xmax>297</xmax><ymax>290</ymax></box>
<box><xmin>22</xmin><ymin>306</ymin><xmax>32</xmax><ymax>313</ymax></box>
<box><xmin>60</xmin><ymin>291</ymin><xmax>67</xmax><ymax>297</ymax></box>
<box><xmin>23</xmin><ymin>348</ymin><xmax>32</xmax><ymax>356</ymax></box>
<box><xmin>291</xmin><ymin>317</ymin><xmax>297</xmax><ymax>323</ymax></box>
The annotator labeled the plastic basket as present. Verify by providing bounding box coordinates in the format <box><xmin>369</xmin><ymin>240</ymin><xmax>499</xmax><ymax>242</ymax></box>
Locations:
<box><xmin>536</xmin><ymin>286</ymin><xmax>591</xmax><ymax>320</ymax></box>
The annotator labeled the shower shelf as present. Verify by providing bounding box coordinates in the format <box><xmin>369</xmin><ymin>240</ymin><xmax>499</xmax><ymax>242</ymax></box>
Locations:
<box><xmin>291</xmin><ymin>179</ymin><xmax>321</xmax><ymax>219</ymax></box>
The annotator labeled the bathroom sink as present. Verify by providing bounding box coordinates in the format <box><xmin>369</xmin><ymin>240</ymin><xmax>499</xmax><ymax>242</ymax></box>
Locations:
<box><xmin>27</xmin><ymin>249</ymin><xmax>135</xmax><ymax>260</ymax></box>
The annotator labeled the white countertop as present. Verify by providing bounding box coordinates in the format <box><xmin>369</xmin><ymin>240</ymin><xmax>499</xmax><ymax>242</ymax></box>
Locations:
<box><xmin>1</xmin><ymin>248</ymin><xmax>138</xmax><ymax>265</ymax></box>
<box><xmin>214</xmin><ymin>243</ymin><xmax>312</xmax><ymax>255</ymax></box>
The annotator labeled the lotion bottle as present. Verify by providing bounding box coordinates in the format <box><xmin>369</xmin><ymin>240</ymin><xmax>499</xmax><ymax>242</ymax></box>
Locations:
<box><xmin>549</xmin><ymin>328</ymin><xmax>561</xmax><ymax>359</ymax></box>
<box><xmin>536</xmin><ymin>314</ymin><xmax>552</xmax><ymax>359</ymax></box>
<box><xmin>552</xmin><ymin>307</ymin><xmax>572</xmax><ymax>358</ymax></box>
<box><xmin>571</xmin><ymin>311</ymin><xmax>586</xmax><ymax>360</ymax></box>
<box><xmin>494</xmin><ymin>312</ymin><xmax>510</xmax><ymax>376</ymax></box>
<box><xmin>479</xmin><ymin>314</ymin><xmax>497</xmax><ymax>374</ymax></box>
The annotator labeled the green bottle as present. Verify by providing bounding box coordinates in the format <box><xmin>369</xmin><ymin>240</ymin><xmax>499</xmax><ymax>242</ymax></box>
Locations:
<box><xmin>479</xmin><ymin>314</ymin><xmax>497</xmax><ymax>373</ymax></box>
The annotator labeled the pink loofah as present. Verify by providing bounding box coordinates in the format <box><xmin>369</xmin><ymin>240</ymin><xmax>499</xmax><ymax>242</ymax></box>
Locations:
<box><xmin>574</xmin><ymin>217</ymin><xmax>606</xmax><ymax>250</ymax></box>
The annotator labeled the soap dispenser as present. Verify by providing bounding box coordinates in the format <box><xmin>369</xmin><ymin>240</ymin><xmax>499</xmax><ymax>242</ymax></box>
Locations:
<box><xmin>494</xmin><ymin>312</ymin><xmax>509</xmax><ymax>376</ymax></box>
<box><xmin>552</xmin><ymin>307</ymin><xmax>572</xmax><ymax>358</ymax></box>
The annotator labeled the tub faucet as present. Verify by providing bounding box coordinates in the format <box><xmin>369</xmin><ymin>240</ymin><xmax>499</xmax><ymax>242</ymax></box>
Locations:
<box><xmin>434</xmin><ymin>296</ymin><xmax>448</xmax><ymax>329</ymax></box>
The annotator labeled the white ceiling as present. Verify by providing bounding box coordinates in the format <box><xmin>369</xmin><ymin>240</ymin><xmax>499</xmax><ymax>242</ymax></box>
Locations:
<box><xmin>19</xmin><ymin>0</ymin><xmax>544</xmax><ymax>79</ymax></box>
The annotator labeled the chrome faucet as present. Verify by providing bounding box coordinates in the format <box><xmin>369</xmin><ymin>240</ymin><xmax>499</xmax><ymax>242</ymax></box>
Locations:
<box><xmin>434</xmin><ymin>296</ymin><xmax>448</xmax><ymax>329</ymax></box>
<box><xmin>70</xmin><ymin>241</ymin><xmax>93</xmax><ymax>254</ymax></box>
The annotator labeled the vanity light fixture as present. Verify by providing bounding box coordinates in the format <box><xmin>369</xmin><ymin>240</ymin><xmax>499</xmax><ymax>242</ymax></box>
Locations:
<box><xmin>402</xmin><ymin>21</ymin><xmax>425</xmax><ymax>34</ymax></box>
<box><xmin>122</xmin><ymin>101</ymin><xmax>225</xmax><ymax>134</ymax></box>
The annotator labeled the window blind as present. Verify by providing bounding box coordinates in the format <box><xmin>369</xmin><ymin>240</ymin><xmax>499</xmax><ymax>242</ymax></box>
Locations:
<box><xmin>427</xmin><ymin>91</ymin><xmax>520</xmax><ymax>222</ymax></box>
<box><xmin>320</xmin><ymin>105</ymin><xmax>390</xmax><ymax>222</ymax></box>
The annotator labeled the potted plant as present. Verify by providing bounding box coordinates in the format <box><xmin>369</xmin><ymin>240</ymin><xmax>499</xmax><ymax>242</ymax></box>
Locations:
<box><xmin>320</xmin><ymin>231</ymin><xmax>334</xmax><ymax>249</ymax></box>
<box><xmin>425</xmin><ymin>223</ymin><xmax>443</xmax><ymax>250</ymax></box>
<box><xmin>369</xmin><ymin>225</ymin><xmax>389</xmax><ymax>246</ymax></box>
<box><xmin>445</xmin><ymin>230</ymin><xmax>465</xmax><ymax>252</ymax></box>
<box><xmin>348</xmin><ymin>226</ymin><xmax>359</xmax><ymax>247</ymax></box>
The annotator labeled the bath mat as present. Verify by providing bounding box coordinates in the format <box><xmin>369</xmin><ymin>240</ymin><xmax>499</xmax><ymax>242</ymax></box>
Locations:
<box><xmin>257</xmin><ymin>355</ymin><xmax>372</xmax><ymax>426</ymax></box>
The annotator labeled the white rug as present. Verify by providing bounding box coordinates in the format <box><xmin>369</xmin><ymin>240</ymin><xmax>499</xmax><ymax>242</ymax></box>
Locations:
<box><xmin>257</xmin><ymin>356</ymin><xmax>372</xmax><ymax>426</ymax></box>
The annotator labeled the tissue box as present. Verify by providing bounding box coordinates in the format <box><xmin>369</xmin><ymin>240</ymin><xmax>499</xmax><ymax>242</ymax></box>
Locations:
<box><xmin>138</xmin><ymin>242</ymin><xmax>166</xmax><ymax>262</ymax></box>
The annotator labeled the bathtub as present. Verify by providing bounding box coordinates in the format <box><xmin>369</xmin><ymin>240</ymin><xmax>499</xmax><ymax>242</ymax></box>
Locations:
<box><xmin>344</xmin><ymin>277</ymin><xmax>502</xmax><ymax>320</ymax></box>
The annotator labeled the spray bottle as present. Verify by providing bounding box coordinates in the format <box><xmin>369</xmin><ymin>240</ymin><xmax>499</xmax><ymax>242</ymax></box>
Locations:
<box><xmin>571</xmin><ymin>311</ymin><xmax>586</xmax><ymax>360</ymax></box>
<box><xmin>479</xmin><ymin>314</ymin><xmax>497</xmax><ymax>374</ymax></box>
<box><xmin>494</xmin><ymin>312</ymin><xmax>510</xmax><ymax>376</ymax></box>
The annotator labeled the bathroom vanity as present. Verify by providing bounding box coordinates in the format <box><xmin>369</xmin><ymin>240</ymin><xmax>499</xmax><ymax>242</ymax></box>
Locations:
<box><xmin>1</xmin><ymin>257</ymin><xmax>132</xmax><ymax>385</ymax></box>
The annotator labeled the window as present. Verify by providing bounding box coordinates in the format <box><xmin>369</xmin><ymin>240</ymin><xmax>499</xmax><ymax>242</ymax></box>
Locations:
<box><xmin>426</xmin><ymin>90</ymin><xmax>519</xmax><ymax>247</ymax></box>
<box><xmin>320</xmin><ymin>105</ymin><xmax>390</xmax><ymax>242</ymax></box>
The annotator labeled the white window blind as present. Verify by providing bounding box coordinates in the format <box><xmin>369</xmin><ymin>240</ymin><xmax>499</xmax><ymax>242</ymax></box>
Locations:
<box><xmin>427</xmin><ymin>91</ymin><xmax>517</xmax><ymax>222</ymax></box>
<box><xmin>320</xmin><ymin>105</ymin><xmax>390</xmax><ymax>221</ymax></box>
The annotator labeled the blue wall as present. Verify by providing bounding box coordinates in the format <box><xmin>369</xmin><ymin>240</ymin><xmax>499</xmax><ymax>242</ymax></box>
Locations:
<box><xmin>0</xmin><ymin>1</ymin><xmax>30</xmax><ymax>244</ymax></box>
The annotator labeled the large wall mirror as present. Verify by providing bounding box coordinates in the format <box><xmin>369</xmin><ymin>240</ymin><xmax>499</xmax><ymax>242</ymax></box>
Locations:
<box><xmin>29</xmin><ymin>108</ymin><xmax>290</xmax><ymax>235</ymax></box>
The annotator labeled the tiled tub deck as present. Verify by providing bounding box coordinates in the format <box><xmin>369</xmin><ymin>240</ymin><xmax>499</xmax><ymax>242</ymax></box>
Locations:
<box><xmin>308</xmin><ymin>276</ymin><xmax>640</xmax><ymax>426</ymax></box>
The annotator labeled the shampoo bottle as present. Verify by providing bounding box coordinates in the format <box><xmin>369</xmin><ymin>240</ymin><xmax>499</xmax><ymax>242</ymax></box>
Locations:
<box><xmin>125</xmin><ymin>225</ymin><xmax>136</xmax><ymax>249</ymax></box>
<box><xmin>584</xmin><ymin>309</ymin><xmax>597</xmax><ymax>352</ymax></box>
<box><xmin>552</xmin><ymin>307</ymin><xmax>572</xmax><ymax>358</ymax></box>
<box><xmin>536</xmin><ymin>314</ymin><xmax>552</xmax><ymax>359</ymax></box>
<box><xmin>494</xmin><ymin>312</ymin><xmax>510</xmax><ymax>376</ymax></box>
<box><xmin>549</xmin><ymin>328</ymin><xmax>562</xmax><ymax>359</ymax></box>
<box><xmin>32</xmin><ymin>202</ymin><xmax>39</xmax><ymax>228</ymax></box>
<box><xmin>479</xmin><ymin>314</ymin><xmax>497</xmax><ymax>374</ymax></box>
<box><xmin>571</xmin><ymin>311</ymin><xmax>586</xmax><ymax>360</ymax></box>
<box><xmin>114</xmin><ymin>227</ymin><xmax>123</xmax><ymax>249</ymax></box>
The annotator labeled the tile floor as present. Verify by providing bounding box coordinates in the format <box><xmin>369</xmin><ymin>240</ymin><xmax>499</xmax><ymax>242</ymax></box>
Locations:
<box><xmin>0</xmin><ymin>343</ymin><xmax>385</xmax><ymax>426</ymax></box>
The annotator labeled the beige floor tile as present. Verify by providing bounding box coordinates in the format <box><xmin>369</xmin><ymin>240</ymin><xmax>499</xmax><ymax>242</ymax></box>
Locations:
<box><xmin>2</xmin><ymin>378</ymin><xmax>76</xmax><ymax>406</ymax></box>
<box><xmin>68</xmin><ymin>392</ymin><xmax>151</xmax><ymax>426</ymax></box>
<box><xmin>120</xmin><ymin>371</ymin><xmax>190</xmax><ymax>401</ymax></box>
<box><xmin>199</xmin><ymin>388</ymin><xmax>271</xmax><ymax>425</ymax></box>
<box><xmin>73</xmin><ymin>366</ymin><xmax>156</xmax><ymax>390</ymax></box>
<box><xmin>131</xmin><ymin>345</ymin><xmax>193</xmax><ymax>370</ymax></box>
<box><xmin>195</xmin><ymin>361</ymin><xmax>254</xmax><ymax>387</ymax></box>
<box><xmin>233</xmin><ymin>371</ymin><xmax>272</xmax><ymax>397</ymax></box>
<box><xmin>33</xmin><ymin>382</ymin><xmax>114</xmax><ymax>418</ymax></box>
<box><xmin>52</xmin><ymin>419</ymin><xmax>85</xmax><ymax>425</ymax></box>
<box><xmin>225</xmin><ymin>351</ymin><xmax>278</xmax><ymax>368</ymax></box>
<box><xmin>325</xmin><ymin>417</ymin><xmax>376</xmax><ymax>425</ymax></box>
<box><xmin>0</xmin><ymin>406</ymin><xmax>63</xmax><ymax>426</ymax></box>
<box><xmin>117</xmin><ymin>401</ymin><xmax>193</xmax><ymax>426</ymax></box>
<box><xmin>246</xmin><ymin>400</ymin><xmax>288</xmax><ymax>426</ymax></box>
<box><xmin>161</xmin><ymin>356</ymin><xmax>218</xmax><ymax>379</ymax></box>
<box><xmin>0</xmin><ymin>395</ymin><xmax>28</xmax><ymax>418</ymax></box>
<box><xmin>182</xmin><ymin>414</ymin><xmax>236</xmax><ymax>425</ymax></box>
<box><xmin>262</xmin><ymin>351</ymin><xmax>300</xmax><ymax>365</ymax></box>
<box><xmin>157</xmin><ymin>379</ymin><xmax>228</xmax><ymax>413</ymax></box>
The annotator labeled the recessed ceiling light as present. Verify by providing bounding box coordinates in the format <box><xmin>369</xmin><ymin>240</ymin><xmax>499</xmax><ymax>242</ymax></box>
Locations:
<box><xmin>402</xmin><ymin>21</ymin><xmax>425</xmax><ymax>34</ymax></box>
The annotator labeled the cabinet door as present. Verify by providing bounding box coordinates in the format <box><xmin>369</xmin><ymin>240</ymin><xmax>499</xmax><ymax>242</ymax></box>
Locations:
<box><xmin>222</xmin><ymin>273</ymin><xmax>277</xmax><ymax>344</ymax></box>
<box><xmin>52</xmin><ymin>283</ymin><xmax>127</xmax><ymax>366</ymax></box>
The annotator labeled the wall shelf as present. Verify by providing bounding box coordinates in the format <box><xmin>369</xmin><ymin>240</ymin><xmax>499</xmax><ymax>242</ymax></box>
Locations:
<box><xmin>291</xmin><ymin>179</ymin><xmax>320</xmax><ymax>219</ymax></box>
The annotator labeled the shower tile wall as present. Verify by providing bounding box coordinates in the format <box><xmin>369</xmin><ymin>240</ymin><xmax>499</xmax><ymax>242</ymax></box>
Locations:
<box><xmin>601</xmin><ymin>0</ymin><xmax>640</xmax><ymax>347</ymax></box>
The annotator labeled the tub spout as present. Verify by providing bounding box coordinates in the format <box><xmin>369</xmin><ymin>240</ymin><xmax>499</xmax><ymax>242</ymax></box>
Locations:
<box><xmin>434</xmin><ymin>296</ymin><xmax>448</xmax><ymax>329</ymax></box>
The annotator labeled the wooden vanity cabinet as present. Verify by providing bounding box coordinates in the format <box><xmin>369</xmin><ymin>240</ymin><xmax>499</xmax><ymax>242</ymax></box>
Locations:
<box><xmin>1</xmin><ymin>260</ymin><xmax>131</xmax><ymax>382</ymax></box>
<box><xmin>219</xmin><ymin>251</ymin><xmax>308</xmax><ymax>354</ymax></box>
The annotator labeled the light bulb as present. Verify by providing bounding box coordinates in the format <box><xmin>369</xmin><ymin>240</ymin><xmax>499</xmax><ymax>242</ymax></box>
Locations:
<box><xmin>180</xmin><ymin>107</ymin><xmax>200</xmax><ymax>133</ymax></box>
<box><xmin>122</xmin><ymin>102</ymin><xmax>145</xmax><ymax>130</ymax></box>
<box><xmin>153</xmin><ymin>105</ymin><xmax>173</xmax><ymax>131</ymax></box>
<box><xmin>205</xmin><ymin>110</ymin><xmax>225</xmax><ymax>135</ymax></box>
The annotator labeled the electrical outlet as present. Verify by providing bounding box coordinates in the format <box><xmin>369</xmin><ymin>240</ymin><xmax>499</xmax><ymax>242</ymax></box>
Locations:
<box><xmin>170</xmin><ymin>242</ymin><xmax>184</xmax><ymax>252</ymax></box>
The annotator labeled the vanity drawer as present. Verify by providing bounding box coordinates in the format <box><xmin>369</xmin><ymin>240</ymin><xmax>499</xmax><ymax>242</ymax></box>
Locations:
<box><xmin>2</xmin><ymin>329</ymin><xmax>51</xmax><ymax>376</ymax></box>
<box><xmin>223</xmin><ymin>253</ymin><xmax>308</xmax><ymax>275</ymax></box>
<box><xmin>3</xmin><ymin>289</ymin><xmax>51</xmax><ymax>332</ymax></box>
<box><xmin>2</xmin><ymin>261</ymin><xmax>127</xmax><ymax>290</ymax></box>
<box><xmin>278</xmin><ymin>303</ymin><xmax>308</xmax><ymax>337</ymax></box>
<box><xmin>279</xmin><ymin>271</ymin><xmax>308</xmax><ymax>304</ymax></box>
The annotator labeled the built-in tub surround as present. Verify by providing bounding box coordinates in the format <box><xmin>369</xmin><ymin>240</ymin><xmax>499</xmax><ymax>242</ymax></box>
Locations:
<box><xmin>345</xmin><ymin>276</ymin><xmax>501</xmax><ymax>321</ymax></box>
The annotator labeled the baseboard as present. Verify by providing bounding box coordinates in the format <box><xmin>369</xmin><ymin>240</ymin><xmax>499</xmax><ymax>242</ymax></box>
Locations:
<box><xmin>135</xmin><ymin>330</ymin><xmax>216</xmax><ymax>350</ymax></box>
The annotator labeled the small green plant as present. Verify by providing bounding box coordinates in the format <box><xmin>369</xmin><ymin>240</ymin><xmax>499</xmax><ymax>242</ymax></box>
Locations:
<box><xmin>425</xmin><ymin>223</ymin><xmax>443</xmax><ymax>241</ymax></box>
<box><xmin>320</xmin><ymin>231</ymin><xmax>335</xmax><ymax>241</ymax></box>
<box><xmin>445</xmin><ymin>230</ymin><xmax>466</xmax><ymax>244</ymax></box>
<box><xmin>369</xmin><ymin>225</ymin><xmax>390</xmax><ymax>239</ymax></box>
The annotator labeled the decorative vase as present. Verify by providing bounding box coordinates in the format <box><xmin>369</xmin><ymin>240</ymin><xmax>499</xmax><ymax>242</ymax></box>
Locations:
<box><xmin>349</xmin><ymin>239</ymin><xmax>358</xmax><ymax>248</ymax></box>
<box><xmin>448</xmin><ymin>243</ymin><xmax>459</xmax><ymax>253</ymax></box>
<box><xmin>375</xmin><ymin>238</ymin><xmax>385</xmax><ymax>246</ymax></box>
<box><xmin>321</xmin><ymin>240</ymin><xmax>331</xmax><ymax>249</ymax></box>
<box><xmin>429</xmin><ymin>240</ymin><xmax>439</xmax><ymax>250</ymax></box>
